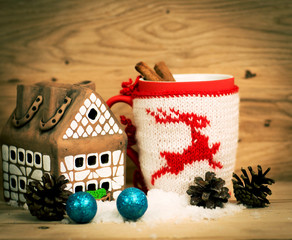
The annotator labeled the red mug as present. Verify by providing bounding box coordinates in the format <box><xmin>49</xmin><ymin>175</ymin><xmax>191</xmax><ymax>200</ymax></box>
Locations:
<box><xmin>107</xmin><ymin>74</ymin><xmax>239</xmax><ymax>194</ymax></box>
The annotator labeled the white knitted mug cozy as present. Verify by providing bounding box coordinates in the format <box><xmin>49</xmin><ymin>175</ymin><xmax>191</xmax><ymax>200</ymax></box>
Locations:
<box><xmin>107</xmin><ymin>74</ymin><xmax>239</xmax><ymax>195</ymax></box>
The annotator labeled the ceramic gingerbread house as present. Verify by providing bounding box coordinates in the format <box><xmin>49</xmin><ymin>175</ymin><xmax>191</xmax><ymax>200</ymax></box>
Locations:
<box><xmin>0</xmin><ymin>81</ymin><xmax>127</xmax><ymax>203</ymax></box>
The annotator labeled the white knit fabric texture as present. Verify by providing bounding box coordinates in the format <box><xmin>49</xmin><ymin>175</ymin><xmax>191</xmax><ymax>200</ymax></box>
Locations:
<box><xmin>132</xmin><ymin>93</ymin><xmax>239</xmax><ymax>195</ymax></box>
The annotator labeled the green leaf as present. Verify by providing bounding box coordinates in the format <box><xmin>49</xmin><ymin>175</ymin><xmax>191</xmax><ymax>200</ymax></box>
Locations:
<box><xmin>87</xmin><ymin>188</ymin><xmax>107</xmax><ymax>199</ymax></box>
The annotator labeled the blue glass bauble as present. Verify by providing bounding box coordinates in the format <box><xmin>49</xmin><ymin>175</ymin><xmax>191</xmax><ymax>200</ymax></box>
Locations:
<box><xmin>66</xmin><ymin>192</ymin><xmax>97</xmax><ymax>223</ymax></box>
<box><xmin>116</xmin><ymin>187</ymin><xmax>148</xmax><ymax>221</ymax></box>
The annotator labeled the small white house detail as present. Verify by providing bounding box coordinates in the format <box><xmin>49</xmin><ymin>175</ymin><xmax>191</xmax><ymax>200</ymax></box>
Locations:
<box><xmin>61</xmin><ymin>150</ymin><xmax>124</xmax><ymax>196</ymax></box>
<box><xmin>63</xmin><ymin>93</ymin><xmax>123</xmax><ymax>140</ymax></box>
<box><xmin>1</xmin><ymin>144</ymin><xmax>51</xmax><ymax>203</ymax></box>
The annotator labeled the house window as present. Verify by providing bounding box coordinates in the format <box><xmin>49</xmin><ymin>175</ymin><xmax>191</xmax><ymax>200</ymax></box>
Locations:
<box><xmin>100</xmin><ymin>151</ymin><xmax>111</xmax><ymax>167</ymax></box>
<box><xmin>88</xmin><ymin>108</ymin><xmax>97</xmax><ymax>120</ymax></box>
<box><xmin>27</xmin><ymin>179</ymin><xmax>33</xmax><ymax>186</ymax></box>
<box><xmin>75</xmin><ymin>157</ymin><xmax>84</xmax><ymax>168</ymax></box>
<box><xmin>88</xmin><ymin>155</ymin><xmax>96</xmax><ymax>165</ymax></box>
<box><xmin>11</xmin><ymin>178</ymin><xmax>17</xmax><ymax>188</ymax></box>
<box><xmin>10</xmin><ymin>150</ymin><xmax>16</xmax><ymax>161</ymax></box>
<box><xmin>35</xmin><ymin>155</ymin><xmax>41</xmax><ymax>165</ymax></box>
<box><xmin>101</xmin><ymin>154</ymin><xmax>108</xmax><ymax>164</ymax></box>
<box><xmin>18</xmin><ymin>149</ymin><xmax>25</xmax><ymax>165</ymax></box>
<box><xmin>86</xmin><ymin>105</ymin><xmax>101</xmax><ymax>124</ymax></box>
<box><xmin>74</xmin><ymin>154</ymin><xmax>86</xmax><ymax>171</ymax></box>
<box><xmin>26</xmin><ymin>151</ymin><xmax>33</xmax><ymax>166</ymax></box>
<box><xmin>10</xmin><ymin>175</ymin><xmax>18</xmax><ymax>191</ymax></box>
<box><xmin>74</xmin><ymin>182</ymin><xmax>85</xmax><ymax>193</ymax></box>
<box><xmin>100</xmin><ymin>179</ymin><xmax>111</xmax><ymax>191</ymax></box>
<box><xmin>27</xmin><ymin>154</ymin><xmax>32</xmax><ymax>163</ymax></box>
<box><xmin>9</xmin><ymin>146</ymin><xmax>17</xmax><ymax>163</ymax></box>
<box><xmin>19</xmin><ymin>179</ymin><xmax>25</xmax><ymax>190</ymax></box>
<box><xmin>101</xmin><ymin>182</ymin><xmax>109</xmax><ymax>191</ymax></box>
<box><xmin>87</xmin><ymin>183</ymin><xmax>96</xmax><ymax>191</ymax></box>
<box><xmin>87</xmin><ymin>154</ymin><xmax>98</xmax><ymax>168</ymax></box>
<box><xmin>34</xmin><ymin>152</ymin><xmax>42</xmax><ymax>168</ymax></box>
<box><xmin>75</xmin><ymin>185</ymin><xmax>83</xmax><ymax>192</ymax></box>
<box><xmin>18</xmin><ymin>177</ymin><xmax>26</xmax><ymax>193</ymax></box>
<box><xmin>86</xmin><ymin>180</ymin><xmax>98</xmax><ymax>192</ymax></box>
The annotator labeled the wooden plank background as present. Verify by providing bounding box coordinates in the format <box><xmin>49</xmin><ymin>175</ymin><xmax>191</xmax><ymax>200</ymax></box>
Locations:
<box><xmin>0</xmin><ymin>0</ymin><xmax>291</xmax><ymax>189</ymax></box>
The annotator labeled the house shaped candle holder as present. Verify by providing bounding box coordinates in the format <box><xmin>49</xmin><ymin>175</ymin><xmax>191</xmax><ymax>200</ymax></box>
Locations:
<box><xmin>0</xmin><ymin>81</ymin><xmax>127</xmax><ymax>203</ymax></box>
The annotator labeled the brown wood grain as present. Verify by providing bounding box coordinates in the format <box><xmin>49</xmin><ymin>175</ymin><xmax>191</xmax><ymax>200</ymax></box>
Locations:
<box><xmin>0</xmin><ymin>0</ymin><xmax>291</xmax><ymax>186</ymax></box>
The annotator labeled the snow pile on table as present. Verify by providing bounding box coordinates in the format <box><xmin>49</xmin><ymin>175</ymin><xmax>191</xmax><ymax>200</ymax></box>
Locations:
<box><xmin>92</xmin><ymin>189</ymin><xmax>244</xmax><ymax>224</ymax></box>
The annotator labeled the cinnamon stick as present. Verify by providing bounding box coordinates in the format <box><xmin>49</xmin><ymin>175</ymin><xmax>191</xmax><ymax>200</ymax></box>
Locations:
<box><xmin>135</xmin><ymin>61</ymin><xmax>163</xmax><ymax>81</ymax></box>
<box><xmin>154</xmin><ymin>61</ymin><xmax>175</xmax><ymax>82</ymax></box>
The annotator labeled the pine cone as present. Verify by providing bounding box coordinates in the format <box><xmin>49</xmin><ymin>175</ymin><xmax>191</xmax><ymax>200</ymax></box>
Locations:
<box><xmin>186</xmin><ymin>171</ymin><xmax>230</xmax><ymax>209</ymax></box>
<box><xmin>232</xmin><ymin>165</ymin><xmax>275</xmax><ymax>208</ymax></box>
<box><xmin>24</xmin><ymin>173</ymin><xmax>72</xmax><ymax>221</ymax></box>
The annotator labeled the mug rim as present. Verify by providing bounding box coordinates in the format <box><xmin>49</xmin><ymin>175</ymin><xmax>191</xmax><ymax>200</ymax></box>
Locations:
<box><xmin>173</xmin><ymin>73</ymin><xmax>233</xmax><ymax>82</ymax></box>
<box><xmin>135</xmin><ymin>73</ymin><xmax>237</xmax><ymax>97</ymax></box>
<box><xmin>140</xmin><ymin>73</ymin><xmax>234</xmax><ymax>83</ymax></box>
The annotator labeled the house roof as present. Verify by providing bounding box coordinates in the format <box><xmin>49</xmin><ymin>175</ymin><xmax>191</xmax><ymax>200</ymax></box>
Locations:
<box><xmin>63</xmin><ymin>91</ymin><xmax>124</xmax><ymax>140</ymax></box>
<box><xmin>5</xmin><ymin>81</ymin><xmax>125</xmax><ymax>142</ymax></box>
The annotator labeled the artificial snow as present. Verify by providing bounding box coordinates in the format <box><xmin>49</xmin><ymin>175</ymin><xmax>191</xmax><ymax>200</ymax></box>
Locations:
<box><xmin>92</xmin><ymin>189</ymin><xmax>244</xmax><ymax>224</ymax></box>
<box><xmin>7</xmin><ymin>200</ymin><xmax>19</xmax><ymax>208</ymax></box>
<box><xmin>7</xmin><ymin>200</ymin><xmax>28</xmax><ymax>210</ymax></box>
<box><xmin>61</xmin><ymin>218</ymin><xmax>70</xmax><ymax>224</ymax></box>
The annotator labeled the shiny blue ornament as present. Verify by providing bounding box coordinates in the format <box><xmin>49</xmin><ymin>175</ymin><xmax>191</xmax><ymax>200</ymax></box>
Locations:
<box><xmin>116</xmin><ymin>187</ymin><xmax>148</xmax><ymax>221</ymax></box>
<box><xmin>66</xmin><ymin>192</ymin><xmax>97</xmax><ymax>223</ymax></box>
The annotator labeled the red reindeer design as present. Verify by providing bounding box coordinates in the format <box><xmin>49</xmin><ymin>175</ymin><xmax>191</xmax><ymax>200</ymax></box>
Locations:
<box><xmin>146</xmin><ymin>108</ymin><xmax>222</xmax><ymax>185</ymax></box>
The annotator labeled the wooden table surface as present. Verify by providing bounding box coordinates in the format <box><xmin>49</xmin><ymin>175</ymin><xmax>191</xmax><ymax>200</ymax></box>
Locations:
<box><xmin>0</xmin><ymin>181</ymin><xmax>291</xmax><ymax>240</ymax></box>
<box><xmin>1</xmin><ymin>0</ymin><xmax>292</xmax><ymax>183</ymax></box>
